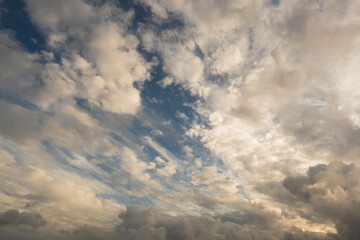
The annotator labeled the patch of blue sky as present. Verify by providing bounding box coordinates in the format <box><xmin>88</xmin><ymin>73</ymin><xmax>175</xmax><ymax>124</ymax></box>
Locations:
<box><xmin>0</xmin><ymin>90</ymin><xmax>41</xmax><ymax>112</ymax></box>
<box><xmin>142</xmin><ymin>136</ymin><xmax>183</xmax><ymax>164</ymax></box>
<box><xmin>182</xmin><ymin>136</ymin><xmax>223</xmax><ymax>165</ymax></box>
<box><xmin>0</xmin><ymin>0</ymin><xmax>45</xmax><ymax>53</ymax></box>
<box><xmin>41</xmin><ymin>141</ymin><xmax>143</xmax><ymax>205</ymax></box>
<box><xmin>0</xmin><ymin>137</ymin><xmax>26</xmax><ymax>166</ymax></box>
<box><xmin>125</xmin><ymin>195</ymin><xmax>156</xmax><ymax>207</ymax></box>
<box><xmin>153</xmin><ymin>176</ymin><xmax>178</xmax><ymax>192</ymax></box>
<box><xmin>96</xmin><ymin>192</ymin><xmax>144</xmax><ymax>208</ymax></box>
<box><xmin>114</xmin><ymin>0</ymin><xmax>152</xmax><ymax>30</ymax></box>
<box><xmin>139</xmin><ymin>80</ymin><xmax>201</xmax><ymax>157</ymax></box>
<box><xmin>89</xmin><ymin>155</ymin><xmax>118</xmax><ymax>174</ymax></box>
<box><xmin>114</xmin><ymin>0</ymin><xmax>185</xmax><ymax>46</ymax></box>
<box><xmin>113</xmin><ymin>181</ymin><xmax>164</xmax><ymax>207</ymax></box>
<box><xmin>205</xmin><ymin>72</ymin><xmax>231</xmax><ymax>87</ymax></box>
<box><xmin>41</xmin><ymin>141</ymin><xmax>107</xmax><ymax>182</ymax></box>
<box><xmin>41</xmin><ymin>141</ymin><xmax>78</xmax><ymax>168</ymax></box>
<box><xmin>236</xmin><ymin>185</ymin><xmax>250</xmax><ymax>200</ymax></box>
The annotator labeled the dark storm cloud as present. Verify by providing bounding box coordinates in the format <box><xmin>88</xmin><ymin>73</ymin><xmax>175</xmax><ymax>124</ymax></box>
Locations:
<box><xmin>0</xmin><ymin>209</ymin><xmax>47</xmax><ymax>228</ymax></box>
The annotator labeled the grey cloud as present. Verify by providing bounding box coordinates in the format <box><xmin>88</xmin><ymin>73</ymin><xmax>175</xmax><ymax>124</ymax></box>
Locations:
<box><xmin>283</xmin><ymin>162</ymin><xmax>360</xmax><ymax>240</ymax></box>
<box><xmin>219</xmin><ymin>206</ymin><xmax>275</xmax><ymax>229</ymax></box>
<box><xmin>282</xmin><ymin>176</ymin><xmax>310</xmax><ymax>202</ymax></box>
<box><xmin>0</xmin><ymin>101</ymin><xmax>42</xmax><ymax>145</ymax></box>
<box><xmin>283</xmin><ymin>229</ymin><xmax>336</xmax><ymax>240</ymax></box>
<box><xmin>189</xmin><ymin>189</ymin><xmax>218</xmax><ymax>210</ymax></box>
<box><xmin>270</xmin><ymin>0</ymin><xmax>280</xmax><ymax>7</ymax></box>
<box><xmin>70</xmin><ymin>225</ymin><xmax>118</xmax><ymax>240</ymax></box>
<box><xmin>255</xmin><ymin>181</ymin><xmax>301</xmax><ymax>206</ymax></box>
<box><xmin>279</xmin><ymin>105</ymin><xmax>360</xmax><ymax>160</ymax></box>
<box><xmin>0</xmin><ymin>209</ymin><xmax>47</xmax><ymax>228</ymax></box>
<box><xmin>114</xmin><ymin>205</ymin><xmax>323</xmax><ymax>240</ymax></box>
<box><xmin>2</xmin><ymin>191</ymin><xmax>49</xmax><ymax>208</ymax></box>
<box><xmin>0</xmin><ymin>31</ymin><xmax>37</xmax><ymax>89</ymax></box>
<box><xmin>0</xmin><ymin>205</ymin><xmax>328</xmax><ymax>240</ymax></box>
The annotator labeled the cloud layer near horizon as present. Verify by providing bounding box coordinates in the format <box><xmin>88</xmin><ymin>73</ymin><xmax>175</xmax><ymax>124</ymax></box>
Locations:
<box><xmin>1</xmin><ymin>0</ymin><xmax>360</xmax><ymax>239</ymax></box>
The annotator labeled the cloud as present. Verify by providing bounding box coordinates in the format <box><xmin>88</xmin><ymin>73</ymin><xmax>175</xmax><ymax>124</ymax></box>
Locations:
<box><xmin>0</xmin><ymin>204</ymin><xmax>335</xmax><ymax>239</ymax></box>
<box><xmin>0</xmin><ymin>31</ymin><xmax>37</xmax><ymax>89</ymax></box>
<box><xmin>157</xmin><ymin>161</ymin><xmax>177</xmax><ymax>177</ymax></box>
<box><xmin>121</xmin><ymin>147</ymin><xmax>155</xmax><ymax>182</ymax></box>
<box><xmin>158</xmin><ymin>76</ymin><xmax>174</xmax><ymax>88</ymax></box>
<box><xmin>283</xmin><ymin>162</ymin><xmax>360</xmax><ymax>240</ymax></box>
<box><xmin>26</xmin><ymin>0</ymin><xmax>94</xmax><ymax>31</ymax></box>
<box><xmin>0</xmin><ymin>148</ymin><xmax>123</xmax><ymax>231</ymax></box>
<box><xmin>0</xmin><ymin>209</ymin><xmax>47</xmax><ymax>228</ymax></box>
<box><xmin>86</xmin><ymin>22</ymin><xmax>150</xmax><ymax>114</ymax></box>
<box><xmin>151</xmin><ymin>0</ymin><xmax>360</xmax><ymax>202</ymax></box>
<box><xmin>1</xmin><ymin>0</ymin><xmax>360</xmax><ymax>239</ymax></box>
<box><xmin>0</xmin><ymin>100</ymin><xmax>98</xmax><ymax>151</ymax></box>
<box><xmin>114</xmin><ymin>205</ymin><xmax>326</xmax><ymax>240</ymax></box>
<box><xmin>0</xmin><ymin>0</ymin><xmax>152</xmax><ymax>117</ymax></box>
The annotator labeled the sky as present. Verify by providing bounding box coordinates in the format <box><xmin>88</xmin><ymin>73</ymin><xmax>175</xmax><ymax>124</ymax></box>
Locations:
<box><xmin>0</xmin><ymin>0</ymin><xmax>360</xmax><ymax>239</ymax></box>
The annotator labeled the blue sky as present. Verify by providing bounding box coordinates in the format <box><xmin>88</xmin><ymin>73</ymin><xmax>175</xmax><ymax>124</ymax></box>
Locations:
<box><xmin>1</xmin><ymin>0</ymin><xmax>360</xmax><ymax>239</ymax></box>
